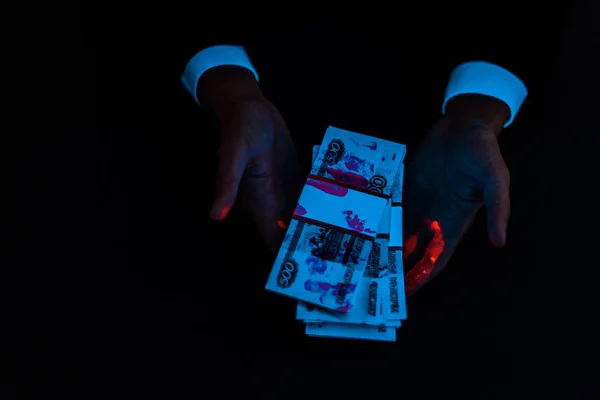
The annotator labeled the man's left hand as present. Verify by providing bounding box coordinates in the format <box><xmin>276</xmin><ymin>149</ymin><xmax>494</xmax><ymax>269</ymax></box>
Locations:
<box><xmin>402</xmin><ymin>94</ymin><xmax>511</xmax><ymax>296</ymax></box>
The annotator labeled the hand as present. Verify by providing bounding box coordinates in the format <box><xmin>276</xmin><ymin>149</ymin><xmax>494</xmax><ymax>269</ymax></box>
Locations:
<box><xmin>200</xmin><ymin>68</ymin><xmax>300</xmax><ymax>252</ymax></box>
<box><xmin>402</xmin><ymin>94</ymin><xmax>511</xmax><ymax>296</ymax></box>
<box><xmin>211</xmin><ymin>96</ymin><xmax>300</xmax><ymax>251</ymax></box>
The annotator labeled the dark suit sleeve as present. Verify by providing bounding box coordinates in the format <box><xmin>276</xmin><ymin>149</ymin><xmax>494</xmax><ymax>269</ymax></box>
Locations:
<box><xmin>82</xmin><ymin>5</ymin><xmax>271</xmax><ymax>111</ymax></box>
<box><xmin>431</xmin><ymin>7</ymin><xmax>570</xmax><ymax>118</ymax></box>
<box><xmin>163</xmin><ymin>17</ymin><xmax>263</xmax><ymax>83</ymax></box>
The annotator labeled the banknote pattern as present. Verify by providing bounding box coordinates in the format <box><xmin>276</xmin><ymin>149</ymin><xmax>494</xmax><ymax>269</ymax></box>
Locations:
<box><xmin>295</xmin><ymin>203</ymin><xmax>391</xmax><ymax>325</ymax></box>
<box><xmin>267</xmin><ymin>218</ymin><xmax>373</xmax><ymax>311</ymax></box>
<box><xmin>311</xmin><ymin>127</ymin><xmax>406</xmax><ymax>197</ymax></box>
<box><xmin>266</xmin><ymin>126</ymin><xmax>407</xmax><ymax>341</ymax></box>
<box><xmin>297</xmin><ymin>143</ymin><xmax>408</xmax><ymax>341</ymax></box>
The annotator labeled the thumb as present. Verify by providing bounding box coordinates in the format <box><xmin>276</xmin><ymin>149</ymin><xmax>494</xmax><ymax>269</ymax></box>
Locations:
<box><xmin>483</xmin><ymin>159</ymin><xmax>511</xmax><ymax>247</ymax></box>
<box><xmin>210</xmin><ymin>140</ymin><xmax>247</xmax><ymax>221</ymax></box>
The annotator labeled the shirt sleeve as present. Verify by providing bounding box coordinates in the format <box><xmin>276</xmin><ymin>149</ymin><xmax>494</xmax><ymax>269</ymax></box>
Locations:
<box><xmin>441</xmin><ymin>61</ymin><xmax>528</xmax><ymax>127</ymax></box>
<box><xmin>180</xmin><ymin>45</ymin><xmax>259</xmax><ymax>105</ymax></box>
<box><xmin>434</xmin><ymin>6</ymin><xmax>567</xmax><ymax>127</ymax></box>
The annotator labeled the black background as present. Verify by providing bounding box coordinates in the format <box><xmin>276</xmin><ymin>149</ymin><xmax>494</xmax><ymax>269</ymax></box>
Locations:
<box><xmin>2</xmin><ymin>1</ymin><xmax>599</xmax><ymax>397</ymax></box>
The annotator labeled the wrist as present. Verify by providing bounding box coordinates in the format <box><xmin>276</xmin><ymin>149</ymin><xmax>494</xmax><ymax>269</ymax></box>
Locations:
<box><xmin>196</xmin><ymin>65</ymin><xmax>264</xmax><ymax>119</ymax></box>
<box><xmin>445</xmin><ymin>93</ymin><xmax>510</xmax><ymax>137</ymax></box>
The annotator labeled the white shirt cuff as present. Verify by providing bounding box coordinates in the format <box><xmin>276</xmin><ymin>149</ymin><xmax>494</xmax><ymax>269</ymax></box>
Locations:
<box><xmin>180</xmin><ymin>45</ymin><xmax>259</xmax><ymax>105</ymax></box>
<box><xmin>442</xmin><ymin>61</ymin><xmax>528</xmax><ymax>127</ymax></box>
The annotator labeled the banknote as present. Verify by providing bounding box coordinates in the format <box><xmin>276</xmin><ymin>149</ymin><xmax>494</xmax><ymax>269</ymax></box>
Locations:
<box><xmin>297</xmin><ymin>160</ymin><xmax>408</xmax><ymax>324</ymax></box>
<box><xmin>382</xmin><ymin>248</ymin><xmax>407</xmax><ymax>321</ymax></box>
<box><xmin>293</xmin><ymin>177</ymin><xmax>387</xmax><ymax>238</ymax></box>
<box><xmin>266</xmin><ymin>129</ymin><xmax>404</xmax><ymax>311</ymax></box>
<box><xmin>384</xmin><ymin>319</ymin><xmax>402</xmax><ymax>328</ymax></box>
<box><xmin>268</xmin><ymin>132</ymin><xmax>407</xmax><ymax>341</ymax></box>
<box><xmin>311</xmin><ymin>126</ymin><xmax>406</xmax><ymax>198</ymax></box>
<box><xmin>298</xmin><ymin>142</ymin><xmax>406</xmax><ymax>341</ymax></box>
<box><xmin>305</xmin><ymin>322</ymin><xmax>397</xmax><ymax>342</ymax></box>
<box><xmin>295</xmin><ymin>203</ymin><xmax>392</xmax><ymax>325</ymax></box>
<box><xmin>265</xmin><ymin>218</ymin><xmax>373</xmax><ymax>311</ymax></box>
<box><xmin>296</xmin><ymin>218</ymin><xmax>407</xmax><ymax>324</ymax></box>
<box><xmin>384</xmin><ymin>165</ymin><xmax>407</xmax><ymax>320</ymax></box>
<box><xmin>295</xmin><ymin>274</ymin><xmax>385</xmax><ymax>325</ymax></box>
<box><xmin>389</xmin><ymin>162</ymin><xmax>404</xmax><ymax>249</ymax></box>
<box><xmin>390</xmin><ymin>161</ymin><xmax>404</xmax><ymax>204</ymax></box>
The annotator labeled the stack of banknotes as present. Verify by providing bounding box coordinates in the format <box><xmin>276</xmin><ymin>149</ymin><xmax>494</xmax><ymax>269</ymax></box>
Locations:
<box><xmin>265</xmin><ymin>126</ymin><xmax>407</xmax><ymax>342</ymax></box>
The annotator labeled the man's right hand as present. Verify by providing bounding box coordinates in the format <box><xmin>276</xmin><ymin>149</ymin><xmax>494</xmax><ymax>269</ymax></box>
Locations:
<box><xmin>198</xmin><ymin>66</ymin><xmax>301</xmax><ymax>252</ymax></box>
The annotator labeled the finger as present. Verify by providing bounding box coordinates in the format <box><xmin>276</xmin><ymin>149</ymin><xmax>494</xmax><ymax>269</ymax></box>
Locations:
<box><xmin>405</xmin><ymin>220</ymin><xmax>445</xmax><ymax>296</ymax></box>
<box><xmin>402</xmin><ymin>219</ymin><xmax>433</xmax><ymax>267</ymax></box>
<box><xmin>277</xmin><ymin>220</ymin><xmax>288</xmax><ymax>230</ymax></box>
<box><xmin>405</xmin><ymin>255</ymin><xmax>436</xmax><ymax>297</ymax></box>
<box><xmin>484</xmin><ymin>162</ymin><xmax>511</xmax><ymax>247</ymax></box>
<box><xmin>210</xmin><ymin>140</ymin><xmax>247</xmax><ymax>221</ymax></box>
<box><xmin>403</xmin><ymin>233</ymin><xmax>418</xmax><ymax>261</ymax></box>
<box><xmin>242</xmin><ymin>159</ymin><xmax>286</xmax><ymax>253</ymax></box>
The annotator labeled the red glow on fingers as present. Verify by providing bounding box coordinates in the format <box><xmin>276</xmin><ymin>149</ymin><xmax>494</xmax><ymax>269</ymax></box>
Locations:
<box><xmin>277</xmin><ymin>220</ymin><xmax>288</xmax><ymax>230</ymax></box>
<box><xmin>426</xmin><ymin>220</ymin><xmax>444</xmax><ymax>262</ymax></box>
<box><xmin>405</xmin><ymin>257</ymin><xmax>436</xmax><ymax>294</ymax></box>
<box><xmin>218</xmin><ymin>206</ymin><xmax>231</xmax><ymax>220</ymax></box>
<box><xmin>403</xmin><ymin>234</ymin><xmax>418</xmax><ymax>260</ymax></box>
<box><xmin>405</xmin><ymin>219</ymin><xmax>445</xmax><ymax>295</ymax></box>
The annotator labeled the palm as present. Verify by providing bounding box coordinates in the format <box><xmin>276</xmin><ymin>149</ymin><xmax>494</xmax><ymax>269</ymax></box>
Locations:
<box><xmin>402</xmin><ymin>118</ymin><xmax>510</xmax><ymax>295</ymax></box>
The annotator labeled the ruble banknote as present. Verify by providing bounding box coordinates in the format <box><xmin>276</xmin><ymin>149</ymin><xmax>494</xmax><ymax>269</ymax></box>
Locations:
<box><xmin>297</xmin><ymin>168</ymin><xmax>408</xmax><ymax>325</ymax></box>
<box><xmin>298</xmin><ymin>145</ymin><xmax>407</xmax><ymax>340</ymax></box>
<box><xmin>266</xmin><ymin>127</ymin><xmax>404</xmax><ymax>311</ymax></box>
<box><xmin>295</xmin><ymin>201</ymin><xmax>392</xmax><ymax>325</ymax></box>
<box><xmin>310</xmin><ymin>126</ymin><xmax>406</xmax><ymax>197</ymax></box>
